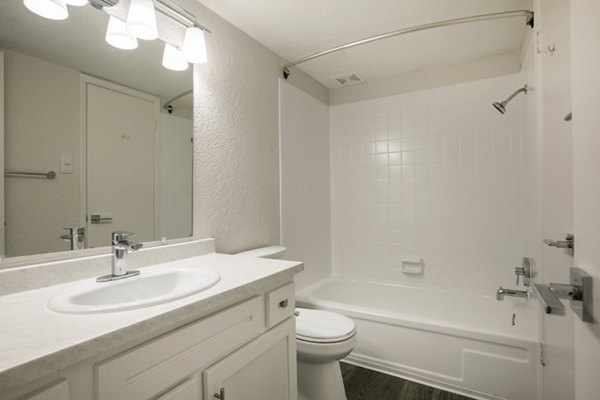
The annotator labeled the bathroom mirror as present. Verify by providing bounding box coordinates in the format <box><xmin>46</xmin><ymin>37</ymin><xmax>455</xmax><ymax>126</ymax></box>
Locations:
<box><xmin>0</xmin><ymin>2</ymin><xmax>193</xmax><ymax>258</ymax></box>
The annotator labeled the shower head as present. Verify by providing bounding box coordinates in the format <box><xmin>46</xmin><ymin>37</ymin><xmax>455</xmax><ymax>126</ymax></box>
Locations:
<box><xmin>493</xmin><ymin>101</ymin><xmax>507</xmax><ymax>114</ymax></box>
<box><xmin>493</xmin><ymin>85</ymin><xmax>528</xmax><ymax>114</ymax></box>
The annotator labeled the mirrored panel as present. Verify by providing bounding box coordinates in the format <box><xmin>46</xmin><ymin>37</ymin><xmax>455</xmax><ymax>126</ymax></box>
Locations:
<box><xmin>0</xmin><ymin>2</ymin><xmax>193</xmax><ymax>258</ymax></box>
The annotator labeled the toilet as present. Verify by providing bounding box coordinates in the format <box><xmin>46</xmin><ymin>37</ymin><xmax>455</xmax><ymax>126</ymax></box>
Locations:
<box><xmin>236</xmin><ymin>246</ymin><xmax>357</xmax><ymax>400</ymax></box>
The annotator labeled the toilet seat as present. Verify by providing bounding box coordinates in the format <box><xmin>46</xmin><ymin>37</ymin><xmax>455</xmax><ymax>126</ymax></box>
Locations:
<box><xmin>295</xmin><ymin>308</ymin><xmax>356</xmax><ymax>343</ymax></box>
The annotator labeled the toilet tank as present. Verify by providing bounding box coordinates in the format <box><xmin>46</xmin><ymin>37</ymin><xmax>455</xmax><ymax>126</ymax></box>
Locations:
<box><xmin>236</xmin><ymin>245</ymin><xmax>286</xmax><ymax>259</ymax></box>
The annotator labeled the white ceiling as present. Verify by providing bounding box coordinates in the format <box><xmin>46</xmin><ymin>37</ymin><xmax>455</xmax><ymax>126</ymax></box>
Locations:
<box><xmin>197</xmin><ymin>0</ymin><xmax>532</xmax><ymax>88</ymax></box>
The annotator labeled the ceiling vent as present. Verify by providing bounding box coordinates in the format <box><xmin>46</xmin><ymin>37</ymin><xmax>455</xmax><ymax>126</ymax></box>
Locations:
<box><xmin>332</xmin><ymin>73</ymin><xmax>365</xmax><ymax>87</ymax></box>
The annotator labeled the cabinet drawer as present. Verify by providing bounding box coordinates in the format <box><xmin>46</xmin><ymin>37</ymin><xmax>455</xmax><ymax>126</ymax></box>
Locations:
<box><xmin>96</xmin><ymin>296</ymin><xmax>265</xmax><ymax>400</ymax></box>
<box><xmin>266</xmin><ymin>283</ymin><xmax>295</xmax><ymax>328</ymax></box>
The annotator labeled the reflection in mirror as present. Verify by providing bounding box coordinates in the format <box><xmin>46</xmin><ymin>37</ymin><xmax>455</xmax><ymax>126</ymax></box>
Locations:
<box><xmin>0</xmin><ymin>2</ymin><xmax>193</xmax><ymax>258</ymax></box>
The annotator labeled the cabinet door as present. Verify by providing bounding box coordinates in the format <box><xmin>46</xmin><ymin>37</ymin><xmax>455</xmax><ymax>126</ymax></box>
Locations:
<box><xmin>96</xmin><ymin>297</ymin><xmax>265</xmax><ymax>400</ymax></box>
<box><xmin>155</xmin><ymin>378</ymin><xmax>198</xmax><ymax>400</ymax></box>
<box><xmin>204</xmin><ymin>317</ymin><xmax>297</xmax><ymax>400</ymax></box>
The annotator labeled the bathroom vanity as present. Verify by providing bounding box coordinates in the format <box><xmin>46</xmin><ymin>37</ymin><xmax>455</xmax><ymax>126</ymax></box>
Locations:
<box><xmin>0</xmin><ymin>239</ymin><xmax>302</xmax><ymax>400</ymax></box>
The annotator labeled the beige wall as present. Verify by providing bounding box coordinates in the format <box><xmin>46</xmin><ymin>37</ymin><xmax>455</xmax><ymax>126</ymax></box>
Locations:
<box><xmin>3</xmin><ymin>48</ymin><xmax>81</xmax><ymax>257</ymax></box>
<box><xmin>178</xmin><ymin>0</ymin><xmax>328</xmax><ymax>254</ymax></box>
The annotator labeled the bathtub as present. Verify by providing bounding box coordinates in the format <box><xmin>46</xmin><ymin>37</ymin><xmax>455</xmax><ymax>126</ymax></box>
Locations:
<box><xmin>296</xmin><ymin>277</ymin><xmax>540</xmax><ymax>400</ymax></box>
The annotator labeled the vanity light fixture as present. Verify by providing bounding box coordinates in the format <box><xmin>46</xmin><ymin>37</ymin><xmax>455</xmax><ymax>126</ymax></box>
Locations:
<box><xmin>126</xmin><ymin>0</ymin><xmax>159</xmax><ymax>40</ymax></box>
<box><xmin>25</xmin><ymin>0</ymin><xmax>210</xmax><ymax>71</ymax></box>
<box><xmin>23</xmin><ymin>0</ymin><xmax>69</xmax><ymax>20</ymax></box>
<box><xmin>105</xmin><ymin>15</ymin><xmax>138</xmax><ymax>50</ymax></box>
<box><xmin>182</xmin><ymin>26</ymin><xmax>207</xmax><ymax>64</ymax></box>
<box><xmin>162</xmin><ymin>43</ymin><xmax>189</xmax><ymax>71</ymax></box>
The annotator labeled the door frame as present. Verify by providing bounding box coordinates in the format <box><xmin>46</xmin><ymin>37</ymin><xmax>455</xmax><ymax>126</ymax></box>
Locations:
<box><xmin>79</xmin><ymin>74</ymin><xmax>161</xmax><ymax>244</ymax></box>
<box><xmin>0</xmin><ymin>51</ymin><xmax>5</xmax><ymax>256</ymax></box>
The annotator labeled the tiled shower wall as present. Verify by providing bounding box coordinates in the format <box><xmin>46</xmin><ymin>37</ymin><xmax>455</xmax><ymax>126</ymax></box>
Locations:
<box><xmin>330</xmin><ymin>74</ymin><xmax>535</xmax><ymax>293</ymax></box>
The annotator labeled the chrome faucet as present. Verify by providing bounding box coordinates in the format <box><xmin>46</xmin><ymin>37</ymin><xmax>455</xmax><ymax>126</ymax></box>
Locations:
<box><xmin>497</xmin><ymin>286</ymin><xmax>528</xmax><ymax>301</ymax></box>
<box><xmin>60</xmin><ymin>226</ymin><xmax>85</xmax><ymax>250</ymax></box>
<box><xmin>97</xmin><ymin>231</ymin><xmax>143</xmax><ymax>282</ymax></box>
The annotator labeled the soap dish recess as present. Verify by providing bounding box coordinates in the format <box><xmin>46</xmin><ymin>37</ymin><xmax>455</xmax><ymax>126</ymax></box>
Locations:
<box><xmin>402</xmin><ymin>257</ymin><xmax>424</xmax><ymax>274</ymax></box>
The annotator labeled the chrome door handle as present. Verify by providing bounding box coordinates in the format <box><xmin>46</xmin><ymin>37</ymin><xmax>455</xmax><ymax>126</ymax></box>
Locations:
<box><xmin>543</xmin><ymin>234</ymin><xmax>574</xmax><ymax>249</ymax></box>
<box><xmin>90</xmin><ymin>214</ymin><xmax>113</xmax><ymax>224</ymax></box>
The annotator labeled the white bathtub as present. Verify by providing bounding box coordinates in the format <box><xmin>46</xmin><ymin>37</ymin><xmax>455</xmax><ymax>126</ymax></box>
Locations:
<box><xmin>296</xmin><ymin>277</ymin><xmax>540</xmax><ymax>400</ymax></box>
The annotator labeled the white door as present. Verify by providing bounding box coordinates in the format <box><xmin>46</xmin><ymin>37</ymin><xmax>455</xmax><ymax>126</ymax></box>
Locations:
<box><xmin>83</xmin><ymin>77</ymin><xmax>159</xmax><ymax>247</ymax></box>
<box><xmin>570</xmin><ymin>1</ymin><xmax>600</xmax><ymax>399</ymax></box>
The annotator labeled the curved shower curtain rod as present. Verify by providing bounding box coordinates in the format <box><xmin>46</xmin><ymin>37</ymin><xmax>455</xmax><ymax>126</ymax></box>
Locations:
<box><xmin>282</xmin><ymin>10</ymin><xmax>534</xmax><ymax>79</ymax></box>
<box><xmin>163</xmin><ymin>89</ymin><xmax>193</xmax><ymax>113</ymax></box>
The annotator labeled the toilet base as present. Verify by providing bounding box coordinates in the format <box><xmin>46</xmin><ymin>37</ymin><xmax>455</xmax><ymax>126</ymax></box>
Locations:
<box><xmin>297</xmin><ymin>360</ymin><xmax>347</xmax><ymax>400</ymax></box>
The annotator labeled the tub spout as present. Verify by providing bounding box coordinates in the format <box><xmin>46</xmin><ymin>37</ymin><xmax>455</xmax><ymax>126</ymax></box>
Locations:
<box><xmin>497</xmin><ymin>286</ymin><xmax>528</xmax><ymax>301</ymax></box>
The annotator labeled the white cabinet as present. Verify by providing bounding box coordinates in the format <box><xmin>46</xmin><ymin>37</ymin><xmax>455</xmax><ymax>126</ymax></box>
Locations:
<box><xmin>6</xmin><ymin>281</ymin><xmax>297</xmax><ymax>400</ymax></box>
<box><xmin>155</xmin><ymin>378</ymin><xmax>199</xmax><ymax>400</ymax></box>
<box><xmin>96</xmin><ymin>296</ymin><xmax>265</xmax><ymax>400</ymax></box>
<box><xmin>94</xmin><ymin>281</ymin><xmax>297</xmax><ymax>400</ymax></box>
<box><xmin>204</xmin><ymin>317</ymin><xmax>297</xmax><ymax>400</ymax></box>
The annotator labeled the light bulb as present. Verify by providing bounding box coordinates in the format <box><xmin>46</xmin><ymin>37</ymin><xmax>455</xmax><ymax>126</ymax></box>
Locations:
<box><xmin>162</xmin><ymin>44</ymin><xmax>189</xmax><ymax>71</ymax></box>
<box><xmin>23</xmin><ymin>0</ymin><xmax>69</xmax><ymax>20</ymax></box>
<box><xmin>63</xmin><ymin>0</ymin><xmax>87</xmax><ymax>5</ymax></box>
<box><xmin>126</xmin><ymin>0</ymin><xmax>158</xmax><ymax>41</ymax></box>
<box><xmin>105</xmin><ymin>16</ymin><xmax>138</xmax><ymax>50</ymax></box>
<box><xmin>182</xmin><ymin>26</ymin><xmax>207</xmax><ymax>64</ymax></box>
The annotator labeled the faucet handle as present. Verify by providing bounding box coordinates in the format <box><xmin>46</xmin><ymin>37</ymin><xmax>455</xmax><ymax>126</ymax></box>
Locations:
<box><xmin>112</xmin><ymin>231</ymin><xmax>134</xmax><ymax>244</ymax></box>
<box><xmin>514</xmin><ymin>257</ymin><xmax>533</xmax><ymax>286</ymax></box>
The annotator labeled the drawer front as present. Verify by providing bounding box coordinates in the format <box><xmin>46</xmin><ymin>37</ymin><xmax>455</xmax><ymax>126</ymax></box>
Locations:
<box><xmin>96</xmin><ymin>296</ymin><xmax>265</xmax><ymax>400</ymax></box>
<box><xmin>266</xmin><ymin>283</ymin><xmax>295</xmax><ymax>328</ymax></box>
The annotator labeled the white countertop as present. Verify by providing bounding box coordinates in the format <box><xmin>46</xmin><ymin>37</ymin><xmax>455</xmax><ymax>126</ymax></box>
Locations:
<box><xmin>0</xmin><ymin>253</ymin><xmax>303</xmax><ymax>393</ymax></box>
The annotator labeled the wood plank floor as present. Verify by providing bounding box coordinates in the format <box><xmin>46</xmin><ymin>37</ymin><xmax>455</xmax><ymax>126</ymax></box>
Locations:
<box><xmin>341</xmin><ymin>363</ymin><xmax>475</xmax><ymax>400</ymax></box>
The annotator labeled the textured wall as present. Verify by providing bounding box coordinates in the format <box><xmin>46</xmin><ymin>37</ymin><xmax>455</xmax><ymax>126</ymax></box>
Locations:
<box><xmin>178</xmin><ymin>0</ymin><xmax>328</xmax><ymax>254</ymax></box>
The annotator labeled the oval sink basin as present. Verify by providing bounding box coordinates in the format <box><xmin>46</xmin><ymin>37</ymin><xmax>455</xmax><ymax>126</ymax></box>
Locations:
<box><xmin>48</xmin><ymin>267</ymin><xmax>220</xmax><ymax>314</ymax></box>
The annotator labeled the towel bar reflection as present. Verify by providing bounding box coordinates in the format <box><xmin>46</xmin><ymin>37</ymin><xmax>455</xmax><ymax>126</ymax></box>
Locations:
<box><xmin>4</xmin><ymin>171</ymin><xmax>56</xmax><ymax>179</ymax></box>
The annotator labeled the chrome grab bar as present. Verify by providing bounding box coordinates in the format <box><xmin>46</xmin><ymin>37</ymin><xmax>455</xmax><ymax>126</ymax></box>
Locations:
<box><xmin>5</xmin><ymin>170</ymin><xmax>56</xmax><ymax>179</ymax></box>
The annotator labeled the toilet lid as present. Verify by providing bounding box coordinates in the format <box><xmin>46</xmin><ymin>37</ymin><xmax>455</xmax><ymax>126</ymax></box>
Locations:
<box><xmin>295</xmin><ymin>308</ymin><xmax>356</xmax><ymax>343</ymax></box>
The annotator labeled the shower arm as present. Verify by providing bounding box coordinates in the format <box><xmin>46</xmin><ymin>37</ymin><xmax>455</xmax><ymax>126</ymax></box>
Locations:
<box><xmin>282</xmin><ymin>10</ymin><xmax>534</xmax><ymax>79</ymax></box>
<box><xmin>502</xmin><ymin>85</ymin><xmax>528</xmax><ymax>104</ymax></box>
